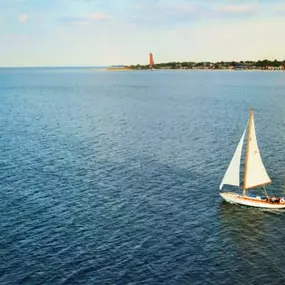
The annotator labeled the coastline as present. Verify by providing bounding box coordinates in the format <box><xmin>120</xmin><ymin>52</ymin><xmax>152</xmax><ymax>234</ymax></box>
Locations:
<box><xmin>106</xmin><ymin>67</ymin><xmax>131</xmax><ymax>71</ymax></box>
<box><xmin>106</xmin><ymin>68</ymin><xmax>285</xmax><ymax>72</ymax></box>
<box><xmin>127</xmin><ymin>59</ymin><xmax>285</xmax><ymax>71</ymax></box>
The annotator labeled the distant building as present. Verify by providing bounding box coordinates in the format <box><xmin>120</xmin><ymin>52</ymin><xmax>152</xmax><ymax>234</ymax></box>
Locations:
<box><xmin>234</xmin><ymin>65</ymin><xmax>246</xmax><ymax>70</ymax></box>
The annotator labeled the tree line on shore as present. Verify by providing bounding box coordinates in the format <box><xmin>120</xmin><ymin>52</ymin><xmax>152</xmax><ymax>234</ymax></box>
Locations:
<box><xmin>129</xmin><ymin>59</ymin><xmax>285</xmax><ymax>70</ymax></box>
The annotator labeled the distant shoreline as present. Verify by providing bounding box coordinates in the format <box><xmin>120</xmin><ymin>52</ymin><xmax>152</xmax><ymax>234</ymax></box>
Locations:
<box><xmin>133</xmin><ymin>67</ymin><xmax>285</xmax><ymax>71</ymax></box>
<box><xmin>127</xmin><ymin>59</ymin><xmax>285</xmax><ymax>71</ymax></box>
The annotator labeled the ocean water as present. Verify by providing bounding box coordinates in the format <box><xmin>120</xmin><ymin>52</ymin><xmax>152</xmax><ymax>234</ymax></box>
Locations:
<box><xmin>1</xmin><ymin>68</ymin><xmax>285</xmax><ymax>285</ymax></box>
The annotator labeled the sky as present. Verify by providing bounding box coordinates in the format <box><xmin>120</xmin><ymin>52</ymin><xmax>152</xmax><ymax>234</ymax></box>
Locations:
<box><xmin>0</xmin><ymin>0</ymin><xmax>285</xmax><ymax>66</ymax></box>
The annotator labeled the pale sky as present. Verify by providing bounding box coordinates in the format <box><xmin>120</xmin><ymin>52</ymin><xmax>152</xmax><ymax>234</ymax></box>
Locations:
<box><xmin>1</xmin><ymin>0</ymin><xmax>285</xmax><ymax>67</ymax></box>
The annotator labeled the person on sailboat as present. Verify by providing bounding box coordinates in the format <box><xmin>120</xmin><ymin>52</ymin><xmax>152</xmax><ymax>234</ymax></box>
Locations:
<box><xmin>270</xmin><ymin>196</ymin><xmax>280</xmax><ymax>203</ymax></box>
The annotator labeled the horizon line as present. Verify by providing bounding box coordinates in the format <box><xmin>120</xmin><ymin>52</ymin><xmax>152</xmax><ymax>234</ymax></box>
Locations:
<box><xmin>0</xmin><ymin>65</ymin><xmax>109</xmax><ymax>68</ymax></box>
<box><xmin>1</xmin><ymin>58</ymin><xmax>285</xmax><ymax>68</ymax></box>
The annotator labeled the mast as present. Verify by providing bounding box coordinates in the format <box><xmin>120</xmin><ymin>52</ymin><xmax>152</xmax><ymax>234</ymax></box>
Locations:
<box><xmin>243</xmin><ymin>108</ymin><xmax>253</xmax><ymax>196</ymax></box>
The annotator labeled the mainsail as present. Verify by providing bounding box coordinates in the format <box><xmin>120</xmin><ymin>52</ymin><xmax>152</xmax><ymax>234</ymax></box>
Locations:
<box><xmin>219</xmin><ymin>126</ymin><xmax>247</xmax><ymax>190</ymax></box>
<box><xmin>244</xmin><ymin>109</ymin><xmax>271</xmax><ymax>190</ymax></box>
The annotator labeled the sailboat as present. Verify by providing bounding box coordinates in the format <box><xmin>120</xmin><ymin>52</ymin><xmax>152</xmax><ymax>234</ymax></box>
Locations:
<box><xmin>149</xmin><ymin>53</ymin><xmax>155</xmax><ymax>71</ymax></box>
<box><xmin>219</xmin><ymin>108</ymin><xmax>285</xmax><ymax>208</ymax></box>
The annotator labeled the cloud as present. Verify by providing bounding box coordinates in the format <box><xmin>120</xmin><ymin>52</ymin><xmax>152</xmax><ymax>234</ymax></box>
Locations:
<box><xmin>8</xmin><ymin>34</ymin><xmax>29</xmax><ymax>41</ymax></box>
<box><xmin>18</xmin><ymin>13</ymin><xmax>28</xmax><ymax>23</ymax></box>
<box><xmin>118</xmin><ymin>2</ymin><xmax>260</xmax><ymax>30</ymax></box>
<box><xmin>0</xmin><ymin>16</ymin><xmax>5</xmax><ymax>24</ymax></box>
<box><xmin>88</xmin><ymin>13</ymin><xmax>111</xmax><ymax>20</ymax></box>
<box><xmin>59</xmin><ymin>17</ymin><xmax>89</xmax><ymax>25</ymax></box>
<box><xmin>203</xmin><ymin>4</ymin><xmax>260</xmax><ymax>20</ymax></box>
<box><xmin>125</xmin><ymin>2</ymin><xmax>199</xmax><ymax>29</ymax></box>
<box><xmin>58</xmin><ymin>12</ymin><xmax>112</xmax><ymax>25</ymax></box>
<box><xmin>51</xmin><ymin>1</ymin><xmax>263</xmax><ymax>31</ymax></box>
<box><xmin>217</xmin><ymin>4</ymin><xmax>258</xmax><ymax>14</ymax></box>
<box><xmin>275</xmin><ymin>4</ymin><xmax>285</xmax><ymax>12</ymax></box>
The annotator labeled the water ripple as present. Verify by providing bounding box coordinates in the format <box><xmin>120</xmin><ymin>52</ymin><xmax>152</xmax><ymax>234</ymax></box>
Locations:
<box><xmin>1</xmin><ymin>69</ymin><xmax>285</xmax><ymax>284</ymax></box>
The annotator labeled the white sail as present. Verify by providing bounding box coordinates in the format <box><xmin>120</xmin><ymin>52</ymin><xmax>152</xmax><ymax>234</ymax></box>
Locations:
<box><xmin>219</xmin><ymin>125</ymin><xmax>247</xmax><ymax>190</ymax></box>
<box><xmin>244</xmin><ymin>112</ymin><xmax>271</xmax><ymax>189</ymax></box>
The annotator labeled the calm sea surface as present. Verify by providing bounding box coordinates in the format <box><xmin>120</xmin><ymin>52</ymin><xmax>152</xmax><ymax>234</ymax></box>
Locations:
<box><xmin>1</xmin><ymin>68</ymin><xmax>285</xmax><ymax>285</ymax></box>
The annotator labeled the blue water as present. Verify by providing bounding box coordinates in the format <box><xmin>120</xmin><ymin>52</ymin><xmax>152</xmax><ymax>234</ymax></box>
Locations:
<box><xmin>1</xmin><ymin>68</ymin><xmax>285</xmax><ymax>285</ymax></box>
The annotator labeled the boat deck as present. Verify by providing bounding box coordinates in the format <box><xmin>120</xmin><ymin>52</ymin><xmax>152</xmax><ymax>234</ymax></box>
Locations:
<box><xmin>220</xmin><ymin>192</ymin><xmax>285</xmax><ymax>209</ymax></box>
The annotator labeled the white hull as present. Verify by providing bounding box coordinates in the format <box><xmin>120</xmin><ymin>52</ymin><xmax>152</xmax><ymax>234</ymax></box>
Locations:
<box><xmin>220</xmin><ymin>192</ymin><xmax>285</xmax><ymax>209</ymax></box>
